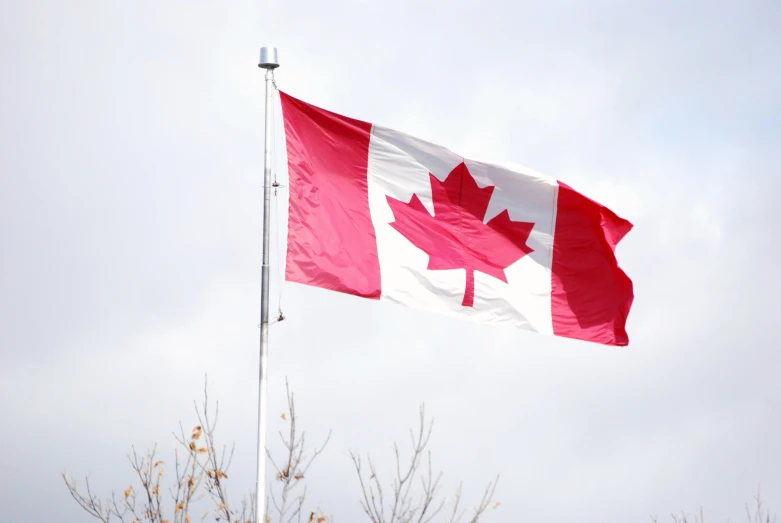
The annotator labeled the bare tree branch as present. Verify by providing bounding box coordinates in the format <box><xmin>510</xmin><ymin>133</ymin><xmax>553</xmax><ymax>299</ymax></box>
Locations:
<box><xmin>350</xmin><ymin>404</ymin><xmax>499</xmax><ymax>523</ymax></box>
<box><xmin>63</xmin><ymin>378</ymin><xmax>257</xmax><ymax>523</ymax></box>
<box><xmin>267</xmin><ymin>378</ymin><xmax>331</xmax><ymax>523</ymax></box>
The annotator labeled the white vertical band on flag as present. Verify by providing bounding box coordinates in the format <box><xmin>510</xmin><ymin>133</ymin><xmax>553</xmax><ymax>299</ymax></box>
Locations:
<box><xmin>367</xmin><ymin>125</ymin><xmax>559</xmax><ymax>334</ymax></box>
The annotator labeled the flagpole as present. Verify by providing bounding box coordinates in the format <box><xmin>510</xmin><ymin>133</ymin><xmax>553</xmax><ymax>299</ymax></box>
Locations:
<box><xmin>256</xmin><ymin>46</ymin><xmax>279</xmax><ymax>523</ymax></box>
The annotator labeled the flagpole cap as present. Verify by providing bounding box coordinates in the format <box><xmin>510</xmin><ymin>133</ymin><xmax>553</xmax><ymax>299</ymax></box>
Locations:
<box><xmin>258</xmin><ymin>47</ymin><xmax>279</xmax><ymax>69</ymax></box>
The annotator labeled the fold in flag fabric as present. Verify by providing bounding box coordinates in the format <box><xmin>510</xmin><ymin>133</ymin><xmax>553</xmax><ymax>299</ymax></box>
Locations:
<box><xmin>279</xmin><ymin>91</ymin><xmax>634</xmax><ymax>346</ymax></box>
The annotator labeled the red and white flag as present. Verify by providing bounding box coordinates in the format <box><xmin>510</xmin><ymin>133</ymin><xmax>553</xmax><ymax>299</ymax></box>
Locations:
<box><xmin>279</xmin><ymin>92</ymin><xmax>634</xmax><ymax>346</ymax></box>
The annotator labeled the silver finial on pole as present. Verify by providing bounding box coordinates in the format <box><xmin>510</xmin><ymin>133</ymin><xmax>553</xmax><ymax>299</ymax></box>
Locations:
<box><xmin>255</xmin><ymin>45</ymin><xmax>278</xmax><ymax>523</ymax></box>
<box><xmin>258</xmin><ymin>46</ymin><xmax>279</xmax><ymax>69</ymax></box>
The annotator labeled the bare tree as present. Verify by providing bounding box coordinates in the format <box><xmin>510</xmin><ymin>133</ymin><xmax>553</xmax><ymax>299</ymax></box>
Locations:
<box><xmin>649</xmin><ymin>487</ymin><xmax>776</xmax><ymax>523</ymax></box>
<box><xmin>745</xmin><ymin>487</ymin><xmax>778</xmax><ymax>523</ymax></box>
<box><xmin>349</xmin><ymin>405</ymin><xmax>500</xmax><ymax>523</ymax></box>
<box><xmin>267</xmin><ymin>379</ymin><xmax>332</xmax><ymax>523</ymax></box>
<box><xmin>63</xmin><ymin>385</ymin><xmax>500</xmax><ymax>523</ymax></box>
<box><xmin>63</xmin><ymin>379</ymin><xmax>329</xmax><ymax>523</ymax></box>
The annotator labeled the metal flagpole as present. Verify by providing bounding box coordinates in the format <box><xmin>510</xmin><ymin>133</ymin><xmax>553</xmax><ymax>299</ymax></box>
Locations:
<box><xmin>256</xmin><ymin>45</ymin><xmax>279</xmax><ymax>523</ymax></box>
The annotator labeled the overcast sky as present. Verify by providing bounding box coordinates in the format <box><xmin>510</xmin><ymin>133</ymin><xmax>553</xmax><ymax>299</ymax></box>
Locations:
<box><xmin>2</xmin><ymin>0</ymin><xmax>781</xmax><ymax>522</ymax></box>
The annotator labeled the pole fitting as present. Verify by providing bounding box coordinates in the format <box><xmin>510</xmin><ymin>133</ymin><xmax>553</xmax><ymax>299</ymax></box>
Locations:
<box><xmin>258</xmin><ymin>47</ymin><xmax>279</xmax><ymax>69</ymax></box>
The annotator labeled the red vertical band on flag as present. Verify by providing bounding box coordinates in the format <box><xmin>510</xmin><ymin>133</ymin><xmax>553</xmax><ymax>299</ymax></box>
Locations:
<box><xmin>279</xmin><ymin>92</ymin><xmax>381</xmax><ymax>298</ymax></box>
<box><xmin>551</xmin><ymin>182</ymin><xmax>634</xmax><ymax>346</ymax></box>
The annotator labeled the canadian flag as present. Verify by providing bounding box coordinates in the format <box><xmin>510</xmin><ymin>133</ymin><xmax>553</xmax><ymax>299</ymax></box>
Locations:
<box><xmin>279</xmin><ymin>92</ymin><xmax>634</xmax><ymax>346</ymax></box>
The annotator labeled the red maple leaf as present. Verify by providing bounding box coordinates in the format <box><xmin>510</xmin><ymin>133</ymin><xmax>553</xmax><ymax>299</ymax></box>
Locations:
<box><xmin>386</xmin><ymin>162</ymin><xmax>535</xmax><ymax>307</ymax></box>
